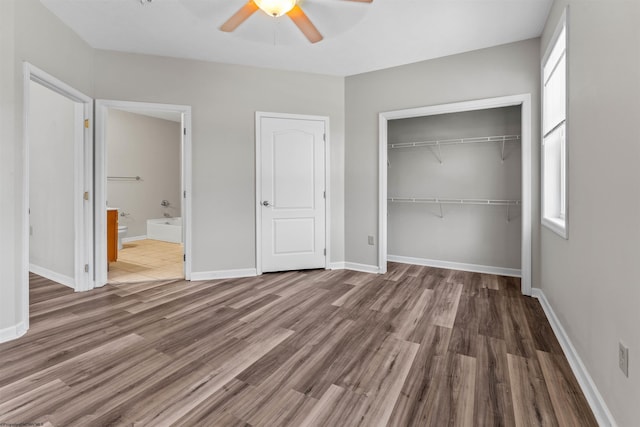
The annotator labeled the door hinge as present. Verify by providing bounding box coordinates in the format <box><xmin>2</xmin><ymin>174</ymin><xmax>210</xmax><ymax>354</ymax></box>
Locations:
<box><xmin>323</xmin><ymin>248</ymin><xmax>326</xmax><ymax>256</ymax></box>
<box><xmin>84</xmin><ymin>264</ymin><xmax>89</xmax><ymax>273</ymax></box>
<box><xmin>183</xmin><ymin>254</ymin><xmax>186</xmax><ymax>262</ymax></box>
<box><xmin>323</xmin><ymin>191</ymin><xmax>326</xmax><ymax>199</ymax></box>
<box><xmin>323</xmin><ymin>133</ymin><xmax>326</xmax><ymax>142</ymax></box>
<box><xmin>183</xmin><ymin>128</ymin><xmax>186</xmax><ymax>135</ymax></box>
<box><xmin>84</xmin><ymin>119</ymin><xmax>90</xmax><ymax>129</ymax></box>
<box><xmin>83</xmin><ymin>191</ymin><xmax>90</xmax><ymax>201</ymax></box>
<box><xmin>183</xmin><ymin>190</ymin><xmax>186</xmax><ymax>198</ymax></box>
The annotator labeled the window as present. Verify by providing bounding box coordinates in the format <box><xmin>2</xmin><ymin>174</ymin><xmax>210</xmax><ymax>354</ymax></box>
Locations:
<box><xmin>542</xmin><ymin>11</ymin><xmax>568</xmax><ymax>238</ymax></box>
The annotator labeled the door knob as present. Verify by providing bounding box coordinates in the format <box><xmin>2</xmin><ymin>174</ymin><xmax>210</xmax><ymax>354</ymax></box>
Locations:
<box><xmin>262</xmin><ymin>201</ymin><xmax>271</xmax><ymax>207</ymax></box>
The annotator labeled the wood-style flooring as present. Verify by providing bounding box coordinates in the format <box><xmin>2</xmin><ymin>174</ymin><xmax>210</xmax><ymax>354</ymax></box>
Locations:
<box><xmin>0</xmin><ymin>264</ymin><xmax>597</xmax><ymax>426</ymax></box>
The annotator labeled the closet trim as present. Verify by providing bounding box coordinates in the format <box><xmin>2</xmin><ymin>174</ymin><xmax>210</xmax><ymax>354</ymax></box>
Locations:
<box><xmin>378</xmin><ymin>94</ymin><xmax>533</xmax><ymax>295</ymax></box>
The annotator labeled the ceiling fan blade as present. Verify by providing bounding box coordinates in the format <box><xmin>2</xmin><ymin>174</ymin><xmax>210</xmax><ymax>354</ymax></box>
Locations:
<box><xmin>220</xmin><ymin>1</ymin><xmax>259</xmax><ymax>32</ymax></box>
<box><xmin>287</xmin><ymin>5</ymin><xmax>323</xmax><ymax>44</ymax></box>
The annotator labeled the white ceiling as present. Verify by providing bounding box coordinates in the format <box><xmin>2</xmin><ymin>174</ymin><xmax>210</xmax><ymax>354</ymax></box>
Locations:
<box><xmin>40</xmin><ymin>0</ymin><xmax>553</xmax><ymax>76</ymax></box>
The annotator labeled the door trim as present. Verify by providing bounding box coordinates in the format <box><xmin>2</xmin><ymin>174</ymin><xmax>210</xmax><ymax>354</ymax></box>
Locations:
<box><xmin>22</xmin><ymin>63</ymin><xmax>94</xmax><ymax>331</ymax></box>
<box><xmin>94</xmin><ymin>100</ymin><xmax>193</xmax><ymax>286</ymax></box>
<box><xmin>378</xmin><ymin>94</ymin><xmax>533</xmax><ymax>296</ymax></box>
<box><xmin>255</xmin><ymin>112</ymin><xmax>330</xmax><ymax>275</ymax></box>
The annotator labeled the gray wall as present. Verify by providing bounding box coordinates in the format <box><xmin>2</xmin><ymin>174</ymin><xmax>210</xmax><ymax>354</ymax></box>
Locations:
<box><xmin>93</xmin><ymin>50</ymin><xmax>345</xmax><ymax>273</ymax></box>
<box><xmin>106</xmin><ymin>109</ymin><xmax>182</xmax><ymax>238</ymax></box>
<box><xmin>540</xmin><ymin>1</ymin><xmax>640</xmax><ymax>425</ymax></box>
<box><xmin>388</xmin><ymin>107</ymin><xmax>522</xmax><ymax>269</ymax></box>
<box><xmin>0</xmin><ymin>0</ymin><xmax>95</xmax><ymax>334</ymax></box>
<box><xmin>0</xmin><ymin>0</ymin><xmax>18</xmax><ymax>334</ymax></box>
<box><xmin>345</xmin><ymin>38</ymin><xmax>541</xmax><ymax>276</ymax></box>
<box><xmin>29</xmin><ymin>81</ymin><xmax>76</xmax><ymax>283</ymax></box>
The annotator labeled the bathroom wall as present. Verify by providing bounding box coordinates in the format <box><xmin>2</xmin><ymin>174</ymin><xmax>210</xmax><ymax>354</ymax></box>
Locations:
<box><xmin>28</xmin><ymin>81</ymin><xmax>77</xmax><ymax>286</ymax></box>
<box><xmin>106</xmin><ymin>109</ymin><xmax>182</xmax><ymax>239</ymax></box>
<box><xmin>387</xmin><ymin>106</ymin><xmax>522</xmax><ymax>270</ymax></box>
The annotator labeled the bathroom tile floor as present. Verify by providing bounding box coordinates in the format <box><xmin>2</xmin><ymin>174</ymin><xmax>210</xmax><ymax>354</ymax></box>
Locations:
<box><xmin>108</xmin><ymin>239</ymin><xmax>183</xmax><ymax>284</ymax></box>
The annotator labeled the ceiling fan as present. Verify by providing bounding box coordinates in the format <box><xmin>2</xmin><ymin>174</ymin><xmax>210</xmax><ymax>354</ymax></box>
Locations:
<box><xmin>220</xmin><ymin>0</ymin><xmax>373</xmax><ymax>44</ymax></box>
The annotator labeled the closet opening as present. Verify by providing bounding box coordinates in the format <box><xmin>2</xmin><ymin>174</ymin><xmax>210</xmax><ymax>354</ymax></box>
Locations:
<box><xmin>379</xmin><ymin>95</ymin><xmax>532</xmax><ymax>295</ymax></box>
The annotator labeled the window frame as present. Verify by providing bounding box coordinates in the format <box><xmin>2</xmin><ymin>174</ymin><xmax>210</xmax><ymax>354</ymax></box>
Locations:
<box><xmin>541</xmin><ymin>8</ymin><xmax>569</xmax><ymax>239</ymax></box>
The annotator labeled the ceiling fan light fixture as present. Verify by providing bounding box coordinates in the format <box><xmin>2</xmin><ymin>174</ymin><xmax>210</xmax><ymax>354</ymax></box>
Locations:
<box><xmin>253</xmin><ymin>0</ymin><xmax>297</xmax><ymax>17</ymax></box>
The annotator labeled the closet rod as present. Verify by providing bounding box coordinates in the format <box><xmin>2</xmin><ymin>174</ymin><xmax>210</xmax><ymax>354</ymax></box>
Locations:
<box><xmin>388</xmin><ymin>134</ymin><xmax>520</xmax><ymax>149</ymax></box>
<box><xmin>107</xmin><ymin>176</ymin><xmax>141</xmax><ymax>181</ymax></box>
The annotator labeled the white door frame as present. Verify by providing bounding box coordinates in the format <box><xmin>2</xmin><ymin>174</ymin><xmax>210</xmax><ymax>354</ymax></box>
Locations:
<box><xmin>379</xmin><ymin>94</ymin><xmax>533</xmax><ymax>295</ymax></box>
<box><xmin>94</xmin><ymin>100</ymin><xmax>193</xmax><ymax>286</ymax></box>
<box><xmin>22</xmin><ymin>63</ymin><xmax>94</xmax><ymax>329</ymax></box>
<box><xmin>255</xmin><ymin>112</ymin><xmax>331</xmax><ymax>275</ymax></box>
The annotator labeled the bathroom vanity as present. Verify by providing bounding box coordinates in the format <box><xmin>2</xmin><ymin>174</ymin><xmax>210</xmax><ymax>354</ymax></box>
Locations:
<box><xmin>107</xmin><ymin>208</ymin><xmax>118</xmax><ymax>263</ymax></box>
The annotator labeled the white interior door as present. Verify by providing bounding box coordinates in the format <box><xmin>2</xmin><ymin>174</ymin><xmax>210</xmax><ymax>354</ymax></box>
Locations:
<box><xmin>259</xmin><ymin>116</ymin><xmax>326</xmax><ymax>273</ymax></box>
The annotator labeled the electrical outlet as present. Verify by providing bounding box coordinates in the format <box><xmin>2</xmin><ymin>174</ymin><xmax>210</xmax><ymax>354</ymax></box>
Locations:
<box><xmin>619</xmin><ymin>342</ymin><xmax>629</xmax><ymax>377</ymax></box>
<box><xmin>367</xmin><ymin>235</ymin><xmax>374</xmax><ymax>246</ymax></box>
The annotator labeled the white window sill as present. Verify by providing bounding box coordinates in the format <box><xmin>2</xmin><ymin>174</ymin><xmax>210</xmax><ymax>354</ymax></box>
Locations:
<box><xmin>542</xmin><ymin>216</ymin><xmax>567</xmax><ymax>239</ymax></box>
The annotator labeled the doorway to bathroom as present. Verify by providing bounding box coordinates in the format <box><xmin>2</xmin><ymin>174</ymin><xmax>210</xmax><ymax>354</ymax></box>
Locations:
<box><xmin>94</xmin><ymin>100</ymin><xmax>192</xmax><ymax>286</ymax></box>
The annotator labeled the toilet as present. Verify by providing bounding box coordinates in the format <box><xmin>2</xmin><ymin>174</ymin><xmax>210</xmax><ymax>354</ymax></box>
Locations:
<box><xmin>117</xmin><ymin>225</ymin><xmax>128</xmax><ymax>250</ymax></box>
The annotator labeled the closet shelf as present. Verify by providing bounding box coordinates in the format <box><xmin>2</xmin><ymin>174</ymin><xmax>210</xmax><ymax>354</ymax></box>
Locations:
<box><xmin>388</xmin><ymin>134</ymin><xmax>520</xmax><ymax>164</ymax></box>
<box><xmin>388</xmin><ymin>197</ymin><xmax>521</xmax><ymax>222</ymax></box>
<box><xmin>388</xmin><ymin>197</ymin><xmax>520</xmax><ymax>206</ymax></box>
<box><xmin>107</xmin><ymin>176</ymin><xmax>141</xmax><ymax>181</ymax></box>
<box><xmin>388</xmin><ymin>134</ymin><xmax>520</xmax><ymax>149</ymax></box>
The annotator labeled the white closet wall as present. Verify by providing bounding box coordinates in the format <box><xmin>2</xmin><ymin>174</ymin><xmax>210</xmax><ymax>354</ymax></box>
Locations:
<box><xmin>388</xmin><ymin>106</ymin><xmax>522</xmax><ymax>271</ymax></box>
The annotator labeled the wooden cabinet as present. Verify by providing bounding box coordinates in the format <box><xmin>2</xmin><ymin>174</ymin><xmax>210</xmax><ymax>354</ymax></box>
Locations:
<box><xmin>107</xmin><ymin>209</ymin><xmax>118</xmax><ymax>263</ymax></box>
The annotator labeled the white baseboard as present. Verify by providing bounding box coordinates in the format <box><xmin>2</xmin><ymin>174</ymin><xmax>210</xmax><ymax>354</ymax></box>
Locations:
<box><xmin>343</xmin><ymin>262</ymin><xmax>380</xmax><ymax>274</ymax></box>
<box><xmin>387</xmin><ymin>255</ymin><xmax>521</xmax><ymax>278</ymax></box>
<box><xmin>328</xmin><ymin>262</ymin><xmax>346</xmax><ymax>270</ymax></box>
<box><xmin>0</xmin><ymin>321</ymin><xmax>27</xmax><ymax>344</ymax></box>
<box><xmin>190</xmin><ymin>268</ymin><xmax>257</xmax><ymax>281</ymax></box>
<box><xmin>532</xmin><ymin>288</ymin><xmax>618</xmax><ymax>427</ymax></box>
<box><xmin>29</xmin><ymin>264</ymin><xmax>74</xmax><ymax>289</ymax></box>
<box><xmin>123</xmin><ymin>235</ymin><xmax>147</xmax><ymax>243</ymax></box>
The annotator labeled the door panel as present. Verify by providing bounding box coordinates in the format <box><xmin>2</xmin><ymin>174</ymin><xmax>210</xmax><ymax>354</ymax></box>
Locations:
<box><xmin>273</xmin><ymin>133</ymin><xmax>315</xmax><ymax>209</ymax></box>
<box><xmin>273</xmin><ymin>218</ymin><xmax>315</xmax><ymax>254</ymax></box>
<box><xmin>260</xmin><ymin>117</ymin><xmax>325</xmax><ymax>273</ymax></box>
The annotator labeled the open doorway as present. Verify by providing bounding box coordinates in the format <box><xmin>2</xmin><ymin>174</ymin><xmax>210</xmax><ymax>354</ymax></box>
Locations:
<box><xmin>94</xmin><ymin>101</ymin><xmax>192</xmax><ymax>287</ymax></box>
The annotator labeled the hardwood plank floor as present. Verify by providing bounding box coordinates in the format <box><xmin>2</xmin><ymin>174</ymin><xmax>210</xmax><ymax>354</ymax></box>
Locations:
<box><xmin>0</xmin><ymin>265</ymin><xmax>597</xmax><ymax>426</ymax></box>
